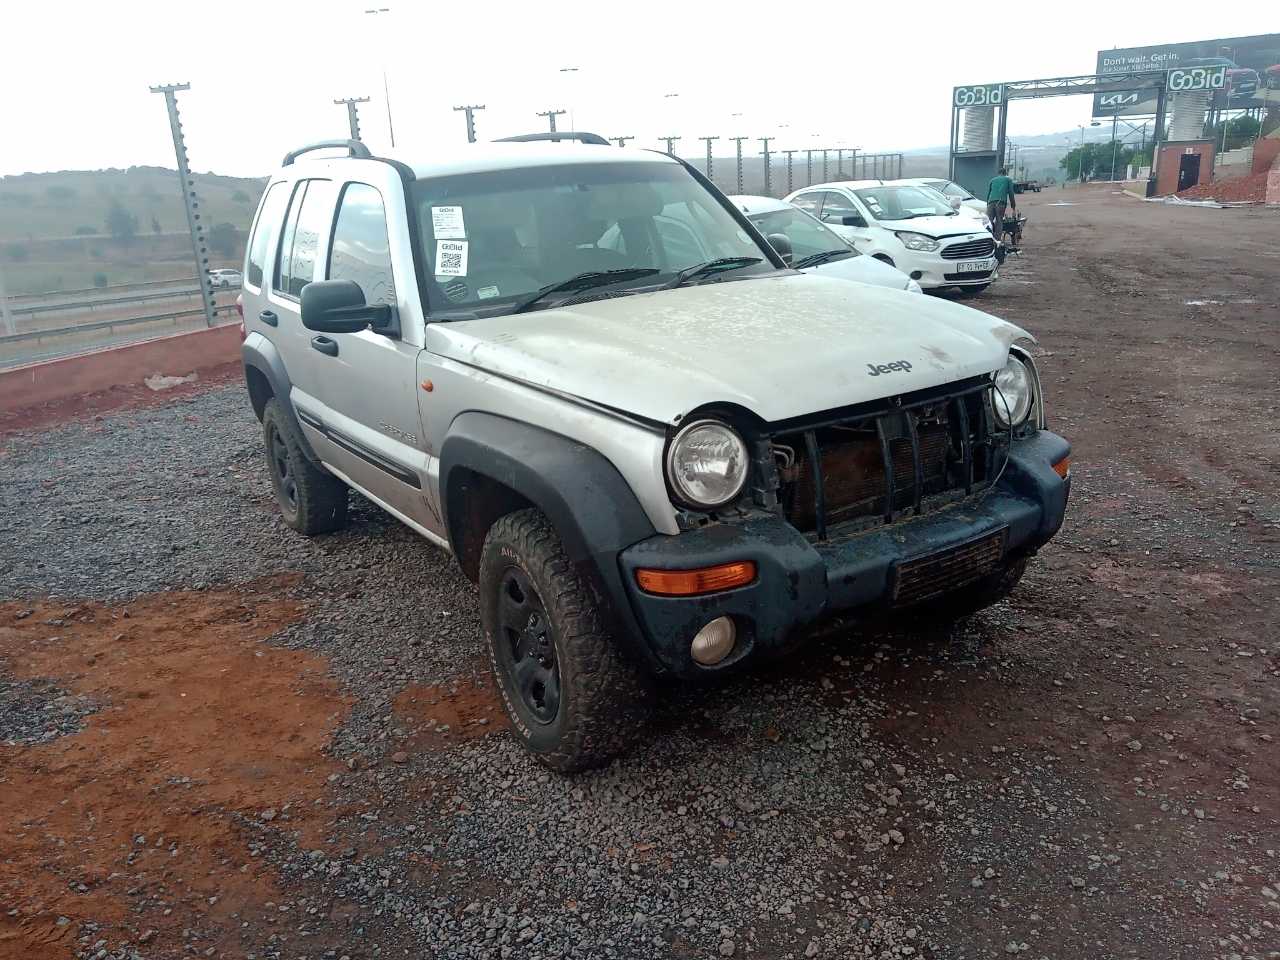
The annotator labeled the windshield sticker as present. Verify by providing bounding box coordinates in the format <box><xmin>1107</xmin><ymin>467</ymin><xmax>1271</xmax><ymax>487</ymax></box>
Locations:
<box><xmin>435</xmin><ymin>240</ymin><xmax>468</xmax><ymax>277</ymax></box>
<box><xmin>431</xmin><ymin>206</ymin><xmax>466</xmax><ymax>239</ymax></box>
<box><xmin>477</xmin><ymin>285</ymin><xmax>500</xmax><ymax>300</ymax></box>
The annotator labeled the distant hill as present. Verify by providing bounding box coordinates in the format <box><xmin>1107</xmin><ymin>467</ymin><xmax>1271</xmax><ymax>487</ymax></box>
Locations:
<box><xmin>0</xmin><ymin>168</ymin><xmax>265</xmax><ymax>294</ymax></box>
<box><xmin>0</xmin><ymin>167</ymin><xmax>265</xmax><ymax>243</ymax></box>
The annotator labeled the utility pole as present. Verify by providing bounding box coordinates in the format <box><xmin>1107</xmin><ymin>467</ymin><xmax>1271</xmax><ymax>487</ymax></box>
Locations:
<box><xmin>660</xmin><ymin>136</ymin><xmax>681</xmax><ymax>154</ymax></box>
<box><xmin>0</xmin><ymin>262</ymin><xmax>14</xmax><ymax>336</ymax></box>
<box><xmin>758</xmin><ymin>137</ymin><xmax>773</xmax><ymax>195</ymax></box>
<box><xmin>334</xmin><ymin>97</ymin><xmax>370</xmax><ymax>141</ymax></box>
<box><xmin>781</xmin><ymin>149</ymin><xmax>796</xmax><ymax>195</ymax></box>
<box><xmin>613</xmin><ymin>136</ymin><xmax>634</xmax><ymax>148</ymax></box>
<box><xmin>537</xmin><ymin>109</ymin><xmax>567</xmax><ymax>133</ymax></box>
<box><xmin>699</xmin><ymin>136</ymin><xmax>720</xmax><ymax>181</ymax></box>
<box><xmin>806</xmin><ymin>149</ymin><xmax>814</xmax><ymax>185</ymax></box>
<box><xmin>149</xmin><ymin>83</ymin><xmax>216</xmax><ymax>329</ymax></box>
<box><xmin>821</xmin><ymin>149</ymin><xmax>830</xmax><ymax>182</ymax></box>
<box><xmin>363</xmin><ymin>7</ymin><xmax>396</xmax><ymax>148</ymax></box>
<box><xmin>836</xmin><ymin>148</ymin><xmax>844</xmax><ymax>176</ymax></box>
<box><xmin>731</xmin><ymin>136</ymin><xmax>749</xmax><ymax>194</ymax></box>
<box><xmin>453</xmin><ymin>104</ymin><xmax>485</xmax><ymax>143</ymax></box>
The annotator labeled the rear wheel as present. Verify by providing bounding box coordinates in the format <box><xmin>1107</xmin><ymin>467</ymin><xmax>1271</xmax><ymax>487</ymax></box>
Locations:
<box><xmin>479</xmin><ymin>508</ymin><xmax>651</xmax><ymax>773</ymax></box>
<box><xmin>262</xmin><ymin>399</ymin><xmax>348</xmax><ymax>535</ymax></box>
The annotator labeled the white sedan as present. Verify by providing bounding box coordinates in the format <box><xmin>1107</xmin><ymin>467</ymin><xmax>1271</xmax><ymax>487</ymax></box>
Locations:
<box><xmin>730</xmin><ymin>195</ymin><xmax>922</xmax><ymax>293</ymax></box>
<box><xmin>208</xmin><ymin>268</ymin><xmax>243</xmax><ymax>289</ymax></box>
<box><xmin>890</xmin><ymin>177</ymin><xmax>987</xmax><ymax>217</ymax></box>
<box><xmin>783</xmin><ymin>181</ymin><xmax>998</xmax><ymax>295</ymax></box>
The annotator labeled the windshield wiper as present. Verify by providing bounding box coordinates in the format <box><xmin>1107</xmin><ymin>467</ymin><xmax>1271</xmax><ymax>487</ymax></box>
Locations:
<box><xmin>663</xmin><ymin>256</ymin><xmax>762</xmax><ymax>289</ymax></box>
<box><xmin>510</xmin><ymin>268</ymin><xmax>659</xmax><ymax>314</ymax></box>
<box><xmin>792</xmin><ymin>249</ymin><xmax>853</xmax><ymax>269</ymax></box>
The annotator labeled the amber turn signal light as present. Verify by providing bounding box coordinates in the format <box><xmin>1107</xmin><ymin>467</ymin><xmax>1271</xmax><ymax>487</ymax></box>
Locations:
<box><xmin>635</xmin><ymin>561</ymin><xmax>757</xmax><ymax>596</ymax></box>
<box><xmin>1052</xmin><ymin>457</ymin><xmax>1071</xmax><ymax>479</ymax></box>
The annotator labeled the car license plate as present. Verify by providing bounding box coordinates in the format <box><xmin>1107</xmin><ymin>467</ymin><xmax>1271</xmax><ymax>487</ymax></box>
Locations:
<box><xmin>958</xmin><ymin>258</ymin><xmax>995</xmax><ymax>273</ymax></box>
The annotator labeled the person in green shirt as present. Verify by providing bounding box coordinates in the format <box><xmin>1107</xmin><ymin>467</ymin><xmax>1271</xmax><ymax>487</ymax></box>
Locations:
<box><xmin>986</xmin><ymin>168</ymin><xmax>1017</xmax><ymax>242</ymax></box>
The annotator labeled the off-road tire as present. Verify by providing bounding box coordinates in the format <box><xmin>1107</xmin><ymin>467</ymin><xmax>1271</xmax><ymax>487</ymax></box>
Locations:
<box><xmin>478</xmin><ymin>508</ymin><xmax>651</xmax><ymax>773</ymax></box>
<box><xmin>262</xmin><ymin>398</ymin><xmax>348</xmax><ymax>535</ymax></box>
<box><xmin>913</xmin><ymin>556</ymin><xmax>1028</xmax><ymax>624</ymax></box>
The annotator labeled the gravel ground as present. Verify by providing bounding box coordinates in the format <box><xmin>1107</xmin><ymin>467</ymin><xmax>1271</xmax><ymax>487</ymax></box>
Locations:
<box><xmin>2</xmin><ymin>191</ymin><xmax>1278</xmax><ymax>960</ymax></box>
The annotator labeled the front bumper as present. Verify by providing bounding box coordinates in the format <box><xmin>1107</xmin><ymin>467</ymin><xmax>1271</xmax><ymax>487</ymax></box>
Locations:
<box><xmin>617</xmin><ymin>431</ymin><xmax>1070</xmax><ymax>676</ymax></box>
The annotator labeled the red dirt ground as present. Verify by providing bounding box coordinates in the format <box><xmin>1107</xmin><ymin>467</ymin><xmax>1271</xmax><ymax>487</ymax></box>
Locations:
<box><xmin>1177</xmin><ymin>169</ymin><xmax>1269</xmax><ymax>202</ymax></box>
<box><xmin>0</xmin><ymin>577</ymin><xmax>350</xmax><ymax>960</ymax></box>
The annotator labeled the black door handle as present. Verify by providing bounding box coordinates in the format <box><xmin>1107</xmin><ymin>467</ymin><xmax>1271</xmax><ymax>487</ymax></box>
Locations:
<box><xmin>258</xmin><ymin>310</ymin><xmax>278</xmax><ymax>327</ymax></box>
<box><xmin>311</xmin><ymin>336</ymin><xmax>339</xmax><ymax>357</ymax></box>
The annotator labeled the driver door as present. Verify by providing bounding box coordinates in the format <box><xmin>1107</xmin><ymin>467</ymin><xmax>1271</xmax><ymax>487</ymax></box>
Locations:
<box><xmin>818</xmin><ymin>191</ymin><xmax>874</xmax><ymax>250</ymax></box>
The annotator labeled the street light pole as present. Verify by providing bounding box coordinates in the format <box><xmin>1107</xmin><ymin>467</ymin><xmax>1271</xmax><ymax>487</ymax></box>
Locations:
<box><xmin>364</xmin><ymin>8</ymin><xmax>396</xmax><ymax>148</ymax></box>
<box><xmin>559</xmin><ymin>67</ymin><xmax>579</xmax><ymax>131</ymax></box>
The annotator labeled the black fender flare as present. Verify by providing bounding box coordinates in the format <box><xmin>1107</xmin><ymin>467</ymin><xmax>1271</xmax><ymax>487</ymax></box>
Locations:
<box><xmin>241</xmin><ymin>333</ymin><xmax>320</xmax><ymax>463</ymax></box>
<box><xmin>439</xmin><ymin>412</ymin><xmax>662</xmax><ymax>670</ymax></box>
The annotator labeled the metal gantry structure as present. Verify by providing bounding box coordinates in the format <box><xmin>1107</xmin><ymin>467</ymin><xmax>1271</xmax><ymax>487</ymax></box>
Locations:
<box><xmin>537</xmin><ymin>109</ymin><xmax>567</xmax><ymax>133</ymax></box>
<box><xmin>453</xmin><ymin>104</ymin><xmax>485</xmax><ymax>143</ymax></box>
<box><xmin>334</xmin><ymin>96</ymin><xmax>371</xmax><ymax>141</ymax></box>
<box><xmin>149</xmin><ymin>83</ymin><xmax>216</xmax><ymax>329</ymax></box>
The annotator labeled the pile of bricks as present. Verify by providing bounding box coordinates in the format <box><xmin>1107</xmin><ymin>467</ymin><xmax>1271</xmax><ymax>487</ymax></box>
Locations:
<box><xmin>1177</xmin><ymin>170</ymin><xmax>1269</xmax><ymax>203</ymax></box>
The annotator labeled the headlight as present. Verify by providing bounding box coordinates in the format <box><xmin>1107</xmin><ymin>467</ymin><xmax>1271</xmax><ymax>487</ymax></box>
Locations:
<box><xmin>895</xmin><ymin>231</ymin><xmax>940</xmax><ymax>252</ymax></box>
<box><xmin>666</xmin><ymin>419</ymin><xmax>748</xmax><ymax>508</ymax></box>
<box><xmin>992</xmin><ymin>355</ymin><xmax>1033</xmax><ymax>427</ymax></box>
<box><xmin>905</xmin><ymin>279</ymin><xmax>923</xmax><ymax>294</ymax></box>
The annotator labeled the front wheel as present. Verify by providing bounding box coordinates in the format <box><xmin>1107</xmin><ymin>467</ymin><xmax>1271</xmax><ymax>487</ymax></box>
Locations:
<box><xmin>956</xmin><ymin>284</ymin><xmax>990</xmax><ymax>298</ymax></box>
<box><xmin>479</xmin><ymin>509</ymin><xmax>651</xmax><ymax>773</ymax></box>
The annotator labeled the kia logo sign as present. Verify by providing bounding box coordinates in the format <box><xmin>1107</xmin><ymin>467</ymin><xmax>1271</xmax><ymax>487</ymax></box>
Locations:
<box><xmin>1099</xmin><ymin>92</ymin><xmax>1140</xmax><ymax>107</ymax></box>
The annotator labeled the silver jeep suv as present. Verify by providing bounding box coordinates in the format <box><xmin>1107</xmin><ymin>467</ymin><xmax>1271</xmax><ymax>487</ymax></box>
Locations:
<box><xmin>240</xmin><ymin>135</ymin><xmax>1071</xmax><ymax>772</ymax></box>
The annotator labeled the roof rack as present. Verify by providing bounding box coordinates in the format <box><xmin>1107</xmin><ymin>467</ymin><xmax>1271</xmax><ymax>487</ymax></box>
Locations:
<box><xmin>493</xmin><ymin>131</ymin><xmax>611</xmax><ymax>146</ymax></box>
<box><xmin>282</xmin><ymin>139</ymin><xmax>373</xmax><ymax>166</ymax></box>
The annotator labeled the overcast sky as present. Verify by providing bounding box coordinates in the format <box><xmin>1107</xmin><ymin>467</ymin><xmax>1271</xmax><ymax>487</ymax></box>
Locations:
<box><xmin>1</xmin><ymin>1</ymin><xmax>1272</xmax><ymax>179</ymax></box>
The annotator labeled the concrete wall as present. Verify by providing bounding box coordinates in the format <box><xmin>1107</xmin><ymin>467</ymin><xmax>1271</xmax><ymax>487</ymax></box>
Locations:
<box><xmin>0</xmin><ymin>323</ymin><xmax>241</xmax><ymax>414</ymax></box>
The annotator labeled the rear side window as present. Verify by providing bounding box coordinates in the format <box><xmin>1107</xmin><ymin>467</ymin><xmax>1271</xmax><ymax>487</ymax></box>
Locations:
<box><xmin>274</xmin><ymin>179</ymin><xmax>336</xmax><ymax>299</ymax></box>
<box><xmin>327</xmin><ymin>183</ymin><xmax>396</xmax><ymax>305</ymax></box>
<box><xmin>245</xmin><ymin>183</ymin><xmax>286</xmax><ymax>289</ymax></box>
<box><xmin>790</xmin><ymin>193</ymin><xmax>821</xmax><ymax>215</ymax></box>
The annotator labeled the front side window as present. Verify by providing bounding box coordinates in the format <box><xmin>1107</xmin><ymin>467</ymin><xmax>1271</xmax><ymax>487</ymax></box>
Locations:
<box><xmin>246</xmin><ymin>183</ymin><xmax>286</xmax><ymax>289</ymax></box>
<box><xmin>854</xmin><ymin>185</ymin><xmax>954</xmax><ymax>221</ymax></box>
<box><xmin>748</xmin><ymin>208</ymin><xmax>855</xmax><ymax>261</ymax></box>
<box><xmin>328</xmin><ymin>183</ymin><xmax>397</xmax><ymax>305</ymax></box>
<box><xmin>818</xmin><ymin>192</ymin><xmax>861</xmax><ymax>222</ymax></box>
<box><xmin>789</xmin><ymin>193</ymin><xmax>822</xmax><ymax>215</ymax></box>
<box><xmin>274</xmin><ymin>179</ymin><xmax>336</xmax><ymax>298</ymax></box>
<box><xmin>410</xmin><ymin>161</ymin><xmax>772</xmax><ymax>316</ymax></box>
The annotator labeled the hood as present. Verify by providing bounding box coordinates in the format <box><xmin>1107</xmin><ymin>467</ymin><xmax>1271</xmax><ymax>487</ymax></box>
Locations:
<box><xmin>424</xmin><ymin>273</ymin><xmax>1030</xmax><ymax>425</ymax></box>
<box><xmin>878</xmin><ymin>214</ymin><xmax>986</xmax><ymax>239</ymax></box>
<box><xmin>808</xmin><ymin>254</ymin><xmax>909</xmax><ymax>290</ymax></box>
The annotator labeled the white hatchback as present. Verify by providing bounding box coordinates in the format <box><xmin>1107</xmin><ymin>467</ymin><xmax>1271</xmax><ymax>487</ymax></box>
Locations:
<box><xmin>728</xmin><ymin>195</ymin><xmax>921</xmax><ymax>294</ymax></box>
<box><xmin>783</xmin><ymin>181</ymin><xmax>998</xmax><ymax>295</ymax></box>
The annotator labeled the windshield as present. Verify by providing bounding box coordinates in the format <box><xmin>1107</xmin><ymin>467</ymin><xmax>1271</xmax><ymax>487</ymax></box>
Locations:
<box><xmin>929</xmin><ymin>180</ymin><xmax>974</xmax><ymax>201</ymax></box>
<box><xmin>747</xmin><ymin>208</ymin><xmax>855</xmax><ymax>261</ymax></box>
<box><xmin>854</xmin><ymin>185</ymin><xmax>954</xmax><ymax>221</ymax></box>
<box><xmin>410</xmin><ymin>161</ymin><xmax>772</xmax><ymax>316</ymax></box>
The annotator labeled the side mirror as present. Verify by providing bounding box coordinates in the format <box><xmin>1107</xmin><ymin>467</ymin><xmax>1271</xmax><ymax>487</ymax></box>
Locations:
<box><xmin>950</xmin><ymin>197</ymin><xmax>963</xmax><ymax>209</ymax></box>
<box><xmin>300</xmin><ymin>279</ymin><xmax>395</xmax><ymax>335</ymax></box>
<box><xmin>766</xmin><ymin>233</ymin><xmax>793</xmax><ymax>266</ymax></box>
<box><xmin>841</xmin><ymin>214</ymin><xmax>867</xmax><ymax>228</ymax></box>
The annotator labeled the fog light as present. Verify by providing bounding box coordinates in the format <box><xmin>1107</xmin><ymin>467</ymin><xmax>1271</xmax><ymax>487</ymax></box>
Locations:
<box><xmin>909</xmin><ymin>270</ymin><xmax>923</xmax><ymax>280</ymax></box>
<box><xmin>691</xmin><ymin>616</ymin><xmax>736</xmax><ymax>666</ymax></box>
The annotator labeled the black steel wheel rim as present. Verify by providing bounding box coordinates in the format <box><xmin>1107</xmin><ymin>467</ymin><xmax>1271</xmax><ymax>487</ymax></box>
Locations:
<box><xmin>270</xmin><ymin>427</ymin><xmax>297</xmax><ymax>510</ymax></box>
<box><xmin>496</xmin><ymin>567</ymin><xmax>560</xmax><ymax>725</ymax></box>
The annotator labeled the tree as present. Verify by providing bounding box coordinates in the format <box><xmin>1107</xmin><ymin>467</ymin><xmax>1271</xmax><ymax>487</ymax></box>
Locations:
<box><xmin>151</xmin><ymin>215</ymin><xmax>163</xmax><ymax>235</ymax></box>
<box><xmin>105</xmin><ymin>201</ymin><xmax>139</xmax><ymax>245</ymax></box>
<box><xmin>45</xmin><ymin>185</ymin><xmax>77</xmax><ymax>202</ymax></box>
<box><xmin>74</xmin><ymin>225</ymin><xmax>97</xmax><ymax>235</ymax></box>
<box><xmin>1204</xmin><ymin>115</ymin><xmax>1262</xmax><ymax>151</ymax></box>
<box><xmin>207</xmin><ymin>222</ymin><xmax>239</xmax><ymax>257</ymax></box>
